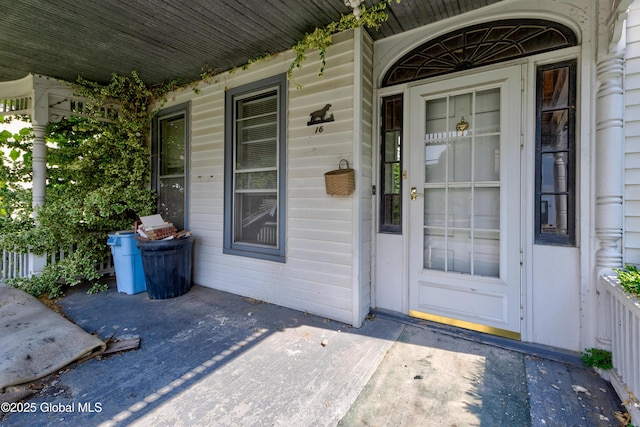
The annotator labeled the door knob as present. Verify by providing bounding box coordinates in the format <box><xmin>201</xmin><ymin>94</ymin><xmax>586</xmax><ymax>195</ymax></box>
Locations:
<box><xmin>410</xmin><ymin>187</ymin><xmax>423</xmax><ymax>201</ymax></box>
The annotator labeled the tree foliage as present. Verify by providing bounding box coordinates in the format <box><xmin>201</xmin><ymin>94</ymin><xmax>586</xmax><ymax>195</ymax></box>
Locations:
<box><xmin>0</xmin><ymin>118</ymin><xmax>34</xmax><ymax>235</ymax></box>
<box><xmin>1</xmin><ymin>71</ymin><xmax>178</xmax><ymax>297</ymax></box>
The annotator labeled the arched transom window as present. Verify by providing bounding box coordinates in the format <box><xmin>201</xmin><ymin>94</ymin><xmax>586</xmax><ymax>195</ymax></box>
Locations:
<box><xmin>382</xmin><ymin>19</ymin><xmax>577</xmax><ymax>87</ymax></box>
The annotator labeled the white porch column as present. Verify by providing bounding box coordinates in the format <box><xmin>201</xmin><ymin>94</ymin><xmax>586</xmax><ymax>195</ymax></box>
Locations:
<box><xmin>31</xmin><ymin>124</ymin><xmax>47</xmax><ymax>210</ymax></box>
<box><xmin>594</xmin><ymin>0</ymin><xmax>633</xmax><ymax>350</ymax></box>
<box><xmin>28</xmin><ymin>123</ymin><xmax>48</xmax><ymax>276</ymax></box>
<box><xmin>595</xmin><ymin>52</ymin><xmax>625</xmax><ymax>269</ymax></box>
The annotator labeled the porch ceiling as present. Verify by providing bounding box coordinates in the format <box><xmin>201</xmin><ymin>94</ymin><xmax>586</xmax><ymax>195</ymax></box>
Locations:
<box><xmin>0</xmin><ymin>0</ymin><xmax>503</xmax><ymax>86</ymax></box>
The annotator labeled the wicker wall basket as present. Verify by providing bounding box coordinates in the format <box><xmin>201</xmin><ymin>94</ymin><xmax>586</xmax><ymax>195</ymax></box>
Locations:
<box><xmin>324</xmin><ymin>159</ymin><xmax>355</xmax><ymax>196</ymax></box>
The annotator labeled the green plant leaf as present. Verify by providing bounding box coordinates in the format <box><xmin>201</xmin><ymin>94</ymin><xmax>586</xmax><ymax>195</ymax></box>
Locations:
<box><xmin>614</xmin><ymin>264</ymin><xmax>640</xmax><ymax>296</ymax></box>
<box><xmin>581</xmin><ymin>348</ymin><xmax>613</xmax><ymax>370</ymax></box>
<box><xmin>2</xmin><ymin>71</ymin><xmax>172</xmax><ymax>298</ymax></box>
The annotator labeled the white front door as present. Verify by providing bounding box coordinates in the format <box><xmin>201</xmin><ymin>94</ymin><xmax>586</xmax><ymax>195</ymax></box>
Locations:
<box><xmin>408</xmin><ymin>66</ymin><xmax>522</xmax><ymax>338</ymax></box>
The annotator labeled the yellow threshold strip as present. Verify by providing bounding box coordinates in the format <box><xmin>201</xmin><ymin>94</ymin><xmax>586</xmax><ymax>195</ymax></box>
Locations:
<box><xmin>409</xmin><ymin>309</ymin><xmax>521</xmax><ymax>341</ymax></box>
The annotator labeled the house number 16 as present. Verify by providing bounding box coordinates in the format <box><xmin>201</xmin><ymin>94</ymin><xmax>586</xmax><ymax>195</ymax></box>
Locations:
<box><xmin>315</xmin><ymin>126</ymin><xmax>324</xmax><ymax>134</ymax></box>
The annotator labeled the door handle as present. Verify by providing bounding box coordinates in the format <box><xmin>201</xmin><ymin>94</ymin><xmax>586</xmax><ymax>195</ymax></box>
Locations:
<box><xmin>410</xmin><ymin>187</ymin><xmax>423</xmax><ymax>201</ymax></box>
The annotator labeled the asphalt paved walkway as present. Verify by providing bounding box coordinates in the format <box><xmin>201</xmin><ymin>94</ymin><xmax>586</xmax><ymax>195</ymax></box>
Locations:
<box><xmin>0</xmin><ymin>281</ymin><xmax>628</xmax><ymax>426</ymax></box>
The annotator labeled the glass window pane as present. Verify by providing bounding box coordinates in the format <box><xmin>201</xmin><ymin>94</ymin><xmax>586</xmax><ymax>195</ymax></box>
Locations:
<box><xmin>536</xmin><ymin>60</ymin><xmax>575</xmax><ymax>246</ymax></box>
<box><xmin>424</xmin><ymin>227</ymin><xmax>446</xmax><ymax>270</ymax></box>
<box><xmin>385</xmin><ymin>97</ymin><xmax>403</xmax><ymax>130</ymax></box>
<box><xmin>541</xmin><ymin>152</ymin><xmax>568</xmax><ymax>193</ymax></box>
<box><xmin>238</xmin><ymin>115</ymin><xmax>277</xmax><ymax>144</ymax></box>
<box><xmin>541</xmin><ymin>67</ymin><xmax>569</xmax><ymax>109</ymax></box>
<box><xmin>424</xmin><ymin>189</ymin><xmax>446</xmax><ymax>227</ymax></box>
<box><xmin>474</xmin><ymin>136</ymin><xmax>500</xmax><ymax>182</ymax></box>
<box><xmin>474</xmin><ymin>230</ymin><xmax>499</xmax><ymax>277</ymax></box>
<box><xmin>450</xmin><ymin>229</ymin><xmax>471</xmax><ymax>274</ymax></box>
<box><xmin>475</xmin><ymin>88</ymin><xmax>500</xmax><ymax>134</ymax></box>
<box><xmin>450</xmin><ymin>93</ymin><xmax>472</xmax><ymax>123</ymax></box>
<box><xmin>160</xmin><ymin>116</ymin><xmax>185</xmax><ymax>176</ymax></box>
<box><xmin>449</xmin><ymin>138</ymin><xmax>471</xmax><ymax>182</ymax></box>
<box><xmin>158</xmin><ymin>177</ymin><xmax>185</xmax><ymax>231</ymax></box>
<box><xmin>384</xmin><ymin>96</ymin><xmax>402</xmax><ymax>130</ymax></box>
<box><xmin>425</xmin><ymin>140</ymin><xmax>447</xmax><ymax>183</ymax></box>
<box><xmin>382</xmin><ymin>194</ymin><xmax>401</xmax><ymax>226</ymax></box>
<box><xmin>384</xmin><ymin>163</ymin><xmax>400</xmax><ymax>193</ymax></box>
<box><xmin>540</xmin><ymin>194</ymin><xmax>569</xmax><ymax>236</ymax></box>
<box><xmin>449</xmin><ymin>188</ymin><xmax>471</xmax><ymax>228</ymax></box>
<box><xmin>236</xmin><ymin>140</ymin><xmax>277</xmax><ymax>170</ymax></box>
<box><xmin>236</xmin><ymin>91</ymin><xmax>278</xmax><ymax>170</ymax></box>
<box><xmin>234</xmin><ymin>90</ymin><xmax>279</xmax><ymax>248</ymax></box>
<box><xmin>384</xmin><ymin>131</ymin><xmax>401</xmax><ymax>161</ymax></box>
<box><xmin>426</xmin><ymin>97</ymin><xmax>448</xmax><ymax>134</ymax></box>
<box><xmin>383</xmin><ymin>20</ymin><xmax>577</xmax><ymax>86</ymax></box>
<box><xmin>474</xmin><ymin>187</ymin><xmax>500</xmax><ymax>230</ymax></box>
<box><xmin>541</xmin><ymin>110</ymin><xmax>569</xmax><ymax>151</ymax></box>
<box><xmin>236</xmin><ymin>170</ymin><xmax>277</xmax><ymax>190</ymax></box>
<box><xmin>235</xmin><ymin>193</ymin><xmax>278</xmax><ymax>246</ymax></box>
<box><xmin>380</xmin><ymin>95</ymin><xmax>403</xmax><ymax>233</ymax></box>
<box><xmin>237</xmin><ymin>94</ymin><xmax>277</xmax><ymax>119</ymax></box>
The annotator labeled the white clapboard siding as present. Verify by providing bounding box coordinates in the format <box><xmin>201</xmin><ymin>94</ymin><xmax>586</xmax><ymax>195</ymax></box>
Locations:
<box><xmin>626</xmin><ymin>2</ymin><xmax>640</xmax><ymax>265</ymax></box>
<box><xmin>160</xmin><ymin>30</ymin><xmax>363</xmax><ymax>324</ymax></box>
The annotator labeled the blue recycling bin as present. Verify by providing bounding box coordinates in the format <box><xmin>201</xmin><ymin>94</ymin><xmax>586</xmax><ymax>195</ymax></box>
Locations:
<box><xmin>107</xmin><ymin>230</ymin><xmax>146</xmax><ymax>295</ymax></box>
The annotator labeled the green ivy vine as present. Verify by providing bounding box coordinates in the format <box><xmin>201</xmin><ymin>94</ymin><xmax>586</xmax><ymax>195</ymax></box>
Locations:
<box><xmin>1</xmin><ymin>71</ymin><xmax>179</xmax><ymax>297</ymax></box>
<box><xmin>288</xmin><ymin>0</ymin><xmax>397</xmax><ymax>83</ymax></box>
<box><xmin>225</xmin><ymin>0</ymin><xmax>400</xmax><ymax>87</ymax></box>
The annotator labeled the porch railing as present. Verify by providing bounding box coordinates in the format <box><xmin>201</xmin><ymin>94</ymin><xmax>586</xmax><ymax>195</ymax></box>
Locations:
<box><xmin>48</xmin><ymin>244</ymin><xmax>114</xmax><ymax>276</ymax></box>
<box><xmin>1</xmin><ymin>248</ymin><xmax>30</xmax><ymax>280</ymax></box>
<box><xmin>598</xmin><ymin>274</ymin><xmax>640</xmax><ymax>420</ymax></box>
<box><xmin>1</xmin><ymin>246</ymin><xmax>114</xmax><ymax>281</ymax></box>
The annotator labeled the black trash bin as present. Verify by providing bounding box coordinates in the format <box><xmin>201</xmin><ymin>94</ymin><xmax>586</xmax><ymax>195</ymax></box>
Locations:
<box><xmin>136</xmin><ymin>236</ymin><xmax>193</xmax><ymax>299</ymax></box>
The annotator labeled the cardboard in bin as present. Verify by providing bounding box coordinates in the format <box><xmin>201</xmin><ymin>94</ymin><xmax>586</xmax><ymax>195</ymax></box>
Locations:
<box><xmin>136</xmin><ymin>214</ymin><xmax>188</xmax><ymax>241</ymax></box>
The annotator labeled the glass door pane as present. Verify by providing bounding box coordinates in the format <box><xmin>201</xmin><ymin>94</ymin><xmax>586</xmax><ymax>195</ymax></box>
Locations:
<box><xmin>423</xmin><ymin>88</ymin><xmax>501</xmax><ymax>277</ymax></box>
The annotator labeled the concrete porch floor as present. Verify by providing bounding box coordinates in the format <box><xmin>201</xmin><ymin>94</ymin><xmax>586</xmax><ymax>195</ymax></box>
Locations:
<box><xmin>1</xmin><ymin>280</ymin><xmax>628</xmax><ymax>426</ymax></box>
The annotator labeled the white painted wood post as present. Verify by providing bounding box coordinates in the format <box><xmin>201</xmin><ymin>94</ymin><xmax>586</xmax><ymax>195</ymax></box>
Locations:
<box><xmin>595</xmin><ymin>52</ymin><xmax>625</xmax><ymax>270</ymax></box>
<box><xmin>29</xmin><ymin>123</ymin><xmax>48</xmax><ymax>276</ymax></box>
<box><xmin>31</xmin><ymin>124</ymin><xmax>47</xmax><ymax>211</ymax></box>
<box><xmin>594</xmin><ymin>0</ymin><xmax>634</xmax><ymax>349</ymax></box>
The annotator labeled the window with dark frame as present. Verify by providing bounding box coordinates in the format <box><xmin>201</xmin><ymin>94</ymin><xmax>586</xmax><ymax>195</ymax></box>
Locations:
<box><xmin>224</xmin><ymin>74</ymin><xmax>287</xmax><ymax>262</ymax></box>
<box><xmin>152</xmin><ymin>103</ymin><xmax>190</xmax><ymax>231</ymax></box>
<box><xmin>380</xmin><ymin>94</ymin><xmax>403</xmax><ymax>233</ymax></box>
<box><xmin>535</xmin><ymin>60</ymin><xmax>576</xmax><ymax>246</ymax></box>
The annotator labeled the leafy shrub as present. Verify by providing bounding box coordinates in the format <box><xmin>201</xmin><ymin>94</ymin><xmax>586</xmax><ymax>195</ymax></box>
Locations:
<box><xmin>614</xmin><ymin>264</ymin><xmax>640</xmax><ymax>296</ymax></box>
<box><xmin>1</xmin><ymin>71</ymin><xmax>177</xmax><ymax>297</ymax></box>
<box><xmin>581</xmin><ymin>348</ymin><xmax>613</xmax><ymax>370</ymax></box>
